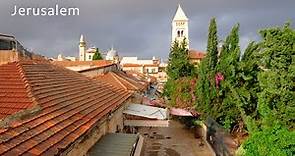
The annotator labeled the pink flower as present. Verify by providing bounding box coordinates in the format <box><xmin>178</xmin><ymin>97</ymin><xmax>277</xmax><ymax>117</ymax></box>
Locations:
<box><xmin>215</xmin><ymin>72</ymin><xmax>224</xmax><ymax>88</ymax></box>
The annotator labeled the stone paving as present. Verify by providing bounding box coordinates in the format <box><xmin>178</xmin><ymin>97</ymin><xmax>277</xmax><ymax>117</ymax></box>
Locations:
<box><xmin>138</xmin><ymin>120</ymin><xmax>213</xmax><ymax>156</ymax></box>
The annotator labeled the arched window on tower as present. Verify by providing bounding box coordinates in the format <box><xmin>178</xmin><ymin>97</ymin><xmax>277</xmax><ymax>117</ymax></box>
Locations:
<box><xmin>177</xmin><ymin>31</ymin><xmax>180</xmax><ymax>37</ymax></box>
<box><xmin>181</xmin><ymin>30</ymin><xmax>184</xmax><ymax>37</ymax></box>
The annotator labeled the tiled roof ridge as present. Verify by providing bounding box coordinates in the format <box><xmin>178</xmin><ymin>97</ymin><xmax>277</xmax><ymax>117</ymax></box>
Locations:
<box><xmin>109</xmin><ymin>72</ymin><xmax>128</xmax><ymax>90</ymax></box>
<box><xmin>0</xmin><ymin>62</ymin><xmax>41</xmax><ymax>128</ymax></box>
<box><xmin>16</xmin><ymin>62</ymin><xmax>38</xmax><ymax>106</ymax></box>
<box><xmin>120</xmin><ymin>71</ymin><xmax>148</xmax><ymax>86</ymax></box>
<box><xmin>112</xmin><ymin>72</ymin><xmax>140</xmax><ymax>90</ymax></box>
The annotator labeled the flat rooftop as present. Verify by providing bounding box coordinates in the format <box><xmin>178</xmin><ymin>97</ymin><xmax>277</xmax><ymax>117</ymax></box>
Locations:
<box><xmin>88</xmin><ymin>133</ymin><xmax>139</xmax><ymax>156</ymax></box>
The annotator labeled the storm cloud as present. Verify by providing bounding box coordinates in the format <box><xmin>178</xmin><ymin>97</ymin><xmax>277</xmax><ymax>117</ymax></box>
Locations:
<box><xmin>0</xmin><ymin>0</ymin><xmax>294</xmax><ymax>59</ymax></box>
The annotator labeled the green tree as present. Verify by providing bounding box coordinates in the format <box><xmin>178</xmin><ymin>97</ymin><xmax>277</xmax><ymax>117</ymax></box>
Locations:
<box><xmin>195</xmin><ymin>18</ymin><xmax>219</xmax><ymax>116</ymax></box>
<box><xmin>195</xmin><ymin>21</ymin><xmax>243</xmax><ymax>130</ymax></box>
<box><xmin>214</xmin><ymin>24</ymin><xmax>242</xmax><ymax>129</ymax></box>
<box><xmin>166</xmin><ymin>39</ymin><xmax>195</xmax><ymax>80</ymax></box>
<box><xmin>237</xmin><ymin>23</ymin><xmax>295</xmax><ymax>156</ymax></box>
<box><xmin>164</xmin><ymin>38</ymin><xmax>196</xmax><ymax>105</ymax></box>
<box><xmin>240</xmin><ymin>125</ymin><xmax>295</xmax><ymax>156</ymax></box>
<box><xmin>207</xmin><ymin>18</ymin><xmax>219</xmax><ymax>71</ymax></box>
<box><xmin>92</xmin><ymin>48</ymin><xmax>103</xmax><ymax>60</ymax></box>
<box><xmin>194</xmin><ymin>19</ymin><xmax>295</xmax><ymax>156</ymax></box>
<box><xmin>255</xmin><ymin>23</ymin><xmax>295</xmax><ymax>129</ymax></box>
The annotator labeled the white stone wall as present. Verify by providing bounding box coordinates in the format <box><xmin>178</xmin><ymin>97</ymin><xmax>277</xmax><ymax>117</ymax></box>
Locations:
<box><xmin>85</xmin><ymin>52</ymin><xmax>94</xmax><ymax>61</ymax></box>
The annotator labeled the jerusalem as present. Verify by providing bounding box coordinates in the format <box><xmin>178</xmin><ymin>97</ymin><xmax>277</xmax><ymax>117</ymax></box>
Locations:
<box><xmin>11</xmin><ymin>4</ymin><xmax>79</xmax><ymax>16</ymax></box>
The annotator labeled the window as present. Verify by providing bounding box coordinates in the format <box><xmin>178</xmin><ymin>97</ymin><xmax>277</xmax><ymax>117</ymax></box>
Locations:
<box><xmin>0</xmin><ymin>39</ymin><xmax>13</xmax><ymax>50</ymax></box>
<box><xmin>181</xmin><ymin>30</ymin><xmax>184</xmax><ymax>37</ymax></box>
<box><xmin>177</xmin><ymin>31</ymin><xmax>180</xmax><ymax>37</ymax></box>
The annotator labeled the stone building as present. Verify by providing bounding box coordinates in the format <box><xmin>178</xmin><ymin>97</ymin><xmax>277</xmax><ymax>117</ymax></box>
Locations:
<box><xmin>120</xmin><ymin>56</ymin><xmax>163</xmax><ymax>82</ymax></box>
<box><xmin>79</xmin><ymin>35</ymin><xmax>102</xmax><ymax>61</ymax></box>
<box><xmin>189</xmin><ymin>49</ymin><xmax>206</xmax><ymax>66</ymax></box>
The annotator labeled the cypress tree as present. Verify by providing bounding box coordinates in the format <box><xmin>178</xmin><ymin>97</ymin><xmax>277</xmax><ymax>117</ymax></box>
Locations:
<box><xmin>195</xmin><ymin>18</ymin><xmax>219</xmax><ymax>120</ymax></box>
<box><xmin>207</xmin><ymin>18</ymin><xmax>219</xmax><ymax>71</ymax></box>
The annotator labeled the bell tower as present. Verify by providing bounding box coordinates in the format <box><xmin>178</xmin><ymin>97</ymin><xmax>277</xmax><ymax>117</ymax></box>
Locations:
<box><xmin>79</xmin><ymin>34</ymin><xmax>86</xmax><ymax>61</ymax></box>
<box><xmin>171</xmin><ymin>4</ymin><xmax>189</xmax><ymax>48</ymax></box>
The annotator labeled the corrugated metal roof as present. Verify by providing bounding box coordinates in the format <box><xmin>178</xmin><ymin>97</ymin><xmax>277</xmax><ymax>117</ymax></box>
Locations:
<box><xmin>123</xmin><ymin>104</ymin><xmax>167</xmax><ymax>120</ymax></box>
<box><xmin>88</xmin><ymin>133</ymin><xmax>139</xmax><ymax>156</ymax></box>
<box><xmin>124</xmin><ymin>120</ymin><xmax>169</xmax><ymax>127</ymax></box>
<box><xmin>170</xmin><ymin>108</ymin><xmax>193</xmax><ymax>116</ymax></box>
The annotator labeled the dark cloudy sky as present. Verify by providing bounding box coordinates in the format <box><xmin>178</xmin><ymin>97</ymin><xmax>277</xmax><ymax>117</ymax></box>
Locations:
<box><xmin>1</xmin><ymin>0</ymin><xmax>294</xmax><ymax>59</ymax></box>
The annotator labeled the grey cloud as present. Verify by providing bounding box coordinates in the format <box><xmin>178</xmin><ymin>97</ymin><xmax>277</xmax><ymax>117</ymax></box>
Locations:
<box><xmin>0</xmin><ymin>0</ymin><xmax>294</xmax><ymax>59</ymax></box>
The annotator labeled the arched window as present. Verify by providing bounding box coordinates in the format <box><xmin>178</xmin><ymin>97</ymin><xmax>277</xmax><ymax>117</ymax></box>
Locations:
<box><xmin>177</xmin><ymin>31</ymin><xmax>180</xmax><ymax>37</ymax></box>
<box><xmin>181</xmin><ymin>30</ymin><xmax>184</xmax><ymax>37</ymax></box>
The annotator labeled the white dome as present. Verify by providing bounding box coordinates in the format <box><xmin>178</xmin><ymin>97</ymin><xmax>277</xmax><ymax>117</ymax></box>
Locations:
<box><xmin>106</xmin><ymin>48</ymin><xmax>118</xmax><ymax>58</ymax></box>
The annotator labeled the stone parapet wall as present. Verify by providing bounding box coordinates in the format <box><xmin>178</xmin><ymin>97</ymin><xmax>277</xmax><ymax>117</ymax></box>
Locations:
<box><xmin>65</xmin><ymin>103</ymin><xmax>128</xmax><ymax>156</ymax></box>
<box><xmin>0</xmin><ymin>50</ymin><xmax>19</xmax><ymax>65</ymax></box>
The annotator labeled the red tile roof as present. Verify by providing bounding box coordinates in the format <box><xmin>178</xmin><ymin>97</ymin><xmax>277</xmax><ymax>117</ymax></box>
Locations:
<box><xmin>188</xmin><ymin>49</ymin><xmax>206</xmax><ymax>59</ymax></box>
<box><xmin>0</xmin><ymin>61</ymin><xmax>132</xmax><ymax>155</ymax></box>
<box><xmin>143</xmin><ymin>64</ymin><xmax>159</xmax><ymax>67</ymax></box>
<box><xmin>94</xmin><ymin>71</ymin><xmax>147</xmax><ymax>92</ymax></box>
<box><xmin>125</xmin><ymin>71</ymin><xmax>157</xmax><ymax>83</ymax></box>
<box><xmin>0</xmin><ymin>63</ymin><xmax>35</xmax><ymax>119</ymax></box>
<box><xmin>122</xmin><ymin>63</ymin><xmax>143</xmax><ymax>67</ymax></box>
<box><xmin>52</xmin><ymin>60</ymin><xmax>114</xmax><ymax>68</ymax></box>
<box><xmin>122</xmin><ymin>63</ymin><xmax>159</xmax><ymax>68</ymax></box>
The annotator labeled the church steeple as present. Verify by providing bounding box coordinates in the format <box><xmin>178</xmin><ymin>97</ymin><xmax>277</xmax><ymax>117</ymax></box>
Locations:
<box><xmin>173</xmin><ymin>4</ymin><xmax>188</xmax><ymax>21</ymax></box>
<box><xmin>171</xmin><ymin>4</ymin><xmax>189</xmax><ymax>48</ymax></box>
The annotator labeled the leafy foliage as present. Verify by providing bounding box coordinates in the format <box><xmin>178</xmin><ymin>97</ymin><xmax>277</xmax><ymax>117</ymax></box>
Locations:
<box><xmin>233</xmin><ymin>24</ymin><xmax>294</xmax><ymax>155</ymax></box>
<box><xmin>164</xmin><ymin>77</ymin><xmax>196</xmax><ymax>107</ymax></box>
<box><xmin>164</xmin><ymin>38</ymin><xmax>196</xmax><ymax>107</ymax></box>
<box><xmin>166</xmin><ymin>39</ymin><xmax>195</xmax><ymax>80</ymax></box>
<box><xmin>214</xmin><ymin>24</ymin><xmax>242</xmax><ymax>129</ymax></box>
<box><xmin>207</xmin><ymin>18</ymin><xmax>219</xmax><ymax>71</ymax></box>
<box><xmin>92</xmin><ymin>48</ymin><xmax>103</xmax><ymax>60</ymax></box>
<box><xmin>195</xmin><ymin>18</ymin><xmax>219</xmax><ymax>121</ymax></box>
<box><xmin>254</xmin><ymin>23</ymin><xmax>295</xmax><ymax>129</ymax></box>
<box><xmin>195</xmin><ymin>20</ymin><xmax>295</xmax><ymax>155</ymax></box>
<box><xmin>195</xmin><ymin>20</ymin><xmax>243</xmax><ymax>130</ymax></box>
<box><xmin>165</xmin><ymin>18</ymin><xmax>295</xmax><ymax>155</ymax></box>
<box><xmin>241</xmin><ymin>125</ymin><xmax>295</xmax><ymax>156</ymax></box>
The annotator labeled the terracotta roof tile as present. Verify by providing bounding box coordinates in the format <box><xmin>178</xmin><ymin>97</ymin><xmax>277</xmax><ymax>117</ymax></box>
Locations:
<box><xmin>52</xmin><ymin>60</ymin><xmax>114</xmax><ymax>68</ymax></box>
<box><xmin>188</xmin><ymin>49</ymin><xmax>206</xmax><ymax>59</ymax></box>
<box><xmin>125</xmin><ymin>71</ymin><xmax>157</xmax><ymax>83</ymax></box>
<box><xmin>0</xmin><ymin>61</ymin><xmax>132</xmax><ymax>155</ymax></box>
<box><xmin>0</xmin><ymin>63</ymin><xmax>34</xmax><ymax>118</ymax></box>
<box><xmin>94</xmin><ymin>71</ymin><xmax>147</xmax><ymax>92</ymax></box>
<box><xmin>122</xmin><ymin>63</ymin><xmax>159</xmax><ymax>68</ymax></box>
<box><xmin>122</xmin><ymin>63</ymin><xmax>143</xmax><ymax>67</ymax></box>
